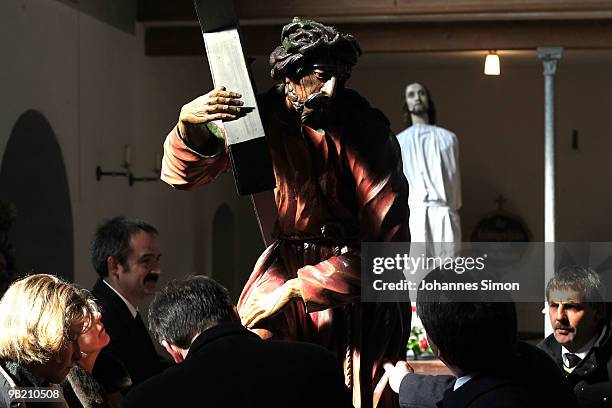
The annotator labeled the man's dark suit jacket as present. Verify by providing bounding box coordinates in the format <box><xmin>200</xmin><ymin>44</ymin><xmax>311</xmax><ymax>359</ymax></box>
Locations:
<box><xmin>399</xmin><ymin>342</ymin><xmax>578</xmax><ymax>408</ymax></box>
<box><xmin>91</xmin><ymin>278</ymin><xmax>166</xmax><ymax>386</ymax></box>
<box><xmin>438</xmin><ymin>375</ymin><xmax>541</xmax><ymax>408</ymax></box>
<box><xmin>124</xmin><ymin>323</ymin><xmax>352</xmax><ymax>408</ymax></box>
<box><xmin>538</xmin><ymin>324</ymin><xmax>612</xmax><ymax>408</ymax></box>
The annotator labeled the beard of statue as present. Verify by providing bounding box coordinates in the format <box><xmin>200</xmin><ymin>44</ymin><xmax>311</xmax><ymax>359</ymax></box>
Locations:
<box><xmin>405</xmin><ymin>83</ymin><xmax>430</xmax><ymax>121</ymax></box>
<box><xmin>284</xmin><ymin>69</ymin><xmax>340</xmax><ymax>127</ymax></box>
<box><xmin>409</xmin><ymin>103</ymin><xmax>427</xmax><ymax>115</ymax></box>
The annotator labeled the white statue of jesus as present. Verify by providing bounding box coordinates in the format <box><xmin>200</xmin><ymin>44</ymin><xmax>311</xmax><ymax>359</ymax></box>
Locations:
<box><xmin>397</xmin><ymin>83</ymin><xmax>462</xmax><ymax>245</ymax></box>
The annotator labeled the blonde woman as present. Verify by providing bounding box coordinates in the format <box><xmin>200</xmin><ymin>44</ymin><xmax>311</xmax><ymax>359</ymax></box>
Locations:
<box><xmin>66</xmin><ymin>312</ymin><xmax>131</xmax><ymax>408</ymax></box>
<box><xmin>0</xmin><ymin>274</ymin><xmax>96</xmax><ymax>407</ymax></box>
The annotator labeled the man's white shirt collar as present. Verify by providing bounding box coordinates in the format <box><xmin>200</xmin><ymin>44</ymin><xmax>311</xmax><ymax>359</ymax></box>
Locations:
<box><xmin>453</xmin><ymin>375</ymin><xmax>473</xmax><ymax>391</ymax></box>
<box><xmin>561</xmin><ymin>328</ymin><xmax>604</xmax><ymax>366</ymax></box>
<box><xmin>103</xmin><ymin>279</ymin><xmax>138</xmax><ymax>318</ymax></box>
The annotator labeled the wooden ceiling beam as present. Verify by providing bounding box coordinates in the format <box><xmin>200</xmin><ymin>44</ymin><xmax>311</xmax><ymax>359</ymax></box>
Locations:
<box><xmin>138</xmin><ymin>0</ymin><xmax>612</xmax><ymax>22</ymax></box>
<box><xmin>145</xmin><ymin>20</ymin><xmax>612</xmax><ymax>56</ymax></box>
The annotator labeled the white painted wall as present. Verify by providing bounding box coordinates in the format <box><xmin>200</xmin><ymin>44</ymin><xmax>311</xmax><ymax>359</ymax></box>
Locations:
<box><xmin>345</xmin><ymin>51</ymin><xmax>612</xmax><ymax>245</ymax></box>
<box><xmin>0</xmin><ymin>0</ymin><xmax>262</xmax><ymax>302</ymax></box>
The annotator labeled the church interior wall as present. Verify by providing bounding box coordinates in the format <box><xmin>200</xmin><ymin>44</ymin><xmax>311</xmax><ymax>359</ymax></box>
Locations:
<box><xmin>0</xmin><ymin>0</ymin><xmax>262</xmax><ymax>304</ymax></box>
<box><xmin>348</xmin><ymin>53</ymin><xmax>612</xmax><ymax>244</ymax></box>
<box><xmin>3</xmin><ymin>0</ymin><xmax>612</xmax><ymax>334</ymax></box>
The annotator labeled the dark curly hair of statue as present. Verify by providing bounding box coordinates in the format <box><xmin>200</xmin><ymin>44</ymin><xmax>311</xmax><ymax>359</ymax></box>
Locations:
<box><xmin>269</xmin><ymin>17</ymin><xmax>362</xmax><ymax>81</ymax></box>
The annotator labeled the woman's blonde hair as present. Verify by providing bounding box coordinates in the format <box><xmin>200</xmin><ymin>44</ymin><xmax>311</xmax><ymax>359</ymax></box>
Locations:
<box><xmin>0</xmin><ymin>274</ymin><xmax>97</xmax><ymax>365</ymax></box>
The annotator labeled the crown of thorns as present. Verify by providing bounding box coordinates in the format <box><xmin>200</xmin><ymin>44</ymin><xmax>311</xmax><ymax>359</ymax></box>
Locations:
<box><xmin>270</xmin><ymin>17</ymin><xmax>362</xmax><ymax>80</ymax></box>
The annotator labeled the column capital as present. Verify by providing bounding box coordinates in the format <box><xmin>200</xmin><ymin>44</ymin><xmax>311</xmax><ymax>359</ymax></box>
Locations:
<box><xmin>537</xmin><ymin>47</ymin><xmax>564</xmax><ymax>76</ymax></box>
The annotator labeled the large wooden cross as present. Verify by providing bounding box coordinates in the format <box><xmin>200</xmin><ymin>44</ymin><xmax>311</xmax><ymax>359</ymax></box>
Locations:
<box><xmin>193</xmin><ymin>0</ymin><xmax>277</xmax><ymax>245</ymax></box>
<box><xmin>193</xmin><ymin>0</ymin><xmax>275</xmax><ymax>195</ymax></box>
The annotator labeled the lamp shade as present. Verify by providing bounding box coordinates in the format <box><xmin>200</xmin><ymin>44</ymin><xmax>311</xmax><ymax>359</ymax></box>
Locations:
<box><xmin>484</xmin><ymin>53</ymin><xmax>500</xmax><ymax>76</ymax></box>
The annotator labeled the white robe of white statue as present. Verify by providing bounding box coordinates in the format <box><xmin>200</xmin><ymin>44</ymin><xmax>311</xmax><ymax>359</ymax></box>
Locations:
<box><xmin>396</xmin><ymin>124</ymin><xmax>462</xmax><ymax>244</ymax></box>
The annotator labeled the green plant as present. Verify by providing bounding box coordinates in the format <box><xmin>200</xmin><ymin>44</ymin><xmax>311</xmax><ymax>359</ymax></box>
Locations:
<box><xmin>407</xmin><ymin>305</ymin><xmax>433</xmax><ymax>359</ymax></box>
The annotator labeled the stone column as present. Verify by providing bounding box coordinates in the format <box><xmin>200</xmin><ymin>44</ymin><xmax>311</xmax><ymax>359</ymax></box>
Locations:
<box><xmin>538</xmin><ymin>47</ymin><xmax>563</xmax><ymax>337</ymax></box>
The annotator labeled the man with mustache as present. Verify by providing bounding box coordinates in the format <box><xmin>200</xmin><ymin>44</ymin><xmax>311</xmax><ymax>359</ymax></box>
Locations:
<box><xmin>90</xmin><ymin>216</ymin><xmax>167</xmax><ymax>386</ymax></box>
<box><xmin>539</xmin><ymin>265</ymin><xmax>612</xmax><ymax>407</ymax></box>
<box><xmin>161</xmin><ymin>18</ymin><xmax>411</xmax><ymax>408</ymax></box>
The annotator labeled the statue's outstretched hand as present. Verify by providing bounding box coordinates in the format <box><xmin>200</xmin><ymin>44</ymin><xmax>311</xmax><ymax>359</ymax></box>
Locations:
<box><xmin>240</xmin><ymin>278</ymin><xmax>301</xmax><ymax>328</ymax></box>
<box><xmin>177</xmin><ymin>86</ymin><xmax>246</xmax><ymax>152</ymax></box>
<box><xmin>179</xmin><ymin>86</ymin><xmax>244</xmax><ymax>127</ymax></box>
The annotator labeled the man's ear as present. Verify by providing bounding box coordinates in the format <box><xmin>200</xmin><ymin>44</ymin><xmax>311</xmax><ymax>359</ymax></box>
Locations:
<box><xmin>107</xmin><ymin>256</ymin><xmax>122</xmax><ymax>278</ymax></box>
<box><xmin>161</xmin><ymin>340</ymin><xmax>184</xmax><ymax>364</ymax></box>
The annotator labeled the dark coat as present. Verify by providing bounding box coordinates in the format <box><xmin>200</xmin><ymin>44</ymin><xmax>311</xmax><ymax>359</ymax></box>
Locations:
<box><xmin>0</xmin><ymin>359</ymin><xmax>32</xmax><ymax>408</ymax></box>
<box><xmin>398</xmin><ymin>374</ymin><xmax>453</xmax><ymax>408</ymax></box>
<box><xmin>399</xmin><ymin>342</ymin><xmax>578</xmax><ymax>408</ymax></box>
<box><xmin>538</xmin><ymin>325</ymin><xmax>612</xmax><ymax>408</ymax></box>
<box><xmin>0</xmin><ymin>358</ymin><xmax>68</xmax><ymax>408</ymax></box>
<box><xmin>64</xmin><ymin>352</ymin><xmax>131</xmax><ymax>408</ymax></box>
<box><xmin>124</xmin><ymin>323</ymin><xmax>352</xmax><ymax>408</ymax></box>
<box><xmin>437</xmin><ymin>375</ymin><xmax>535</xmax><ymax>408</ymax></box>
<box><xmin>1</xmin><ymin>353</ymin><xmax>130</xmax><ymax>408</ymax></box>
<box><xmin>91</xmin><ymin>278</ymin><xmax>167</xmax><ymax>386</ymax></box>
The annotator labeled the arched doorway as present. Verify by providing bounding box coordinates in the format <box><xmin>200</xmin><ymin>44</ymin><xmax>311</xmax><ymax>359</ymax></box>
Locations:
<box><xmin>0</xmin><ymin>110</ymin><xmax>74</xmax><ymax>281</ymax></box>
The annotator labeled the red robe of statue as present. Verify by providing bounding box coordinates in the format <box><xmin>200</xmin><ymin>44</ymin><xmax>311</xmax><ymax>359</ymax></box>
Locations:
<box><xmin>161</xmin><ymin>85</ymin><xmax>411</xmax><ymax>408</ymax></box>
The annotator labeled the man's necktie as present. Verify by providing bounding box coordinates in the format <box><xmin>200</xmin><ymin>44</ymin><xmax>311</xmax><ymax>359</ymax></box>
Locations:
<box><xmin>565</xmin><ymin>353</ymin><xmax>582</xmax><ymax>369</ymax></box>
<box><xmin>135</xmin><ymin>312</ymin><xmax>148</xmax><ymax>334</ymax></box>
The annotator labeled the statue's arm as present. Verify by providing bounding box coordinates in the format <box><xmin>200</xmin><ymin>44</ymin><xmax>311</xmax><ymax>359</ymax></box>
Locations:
<box><xmin>161</xmin><ymin>86</ymin><xmax>246</xmax><ymax>190</ymax></box>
